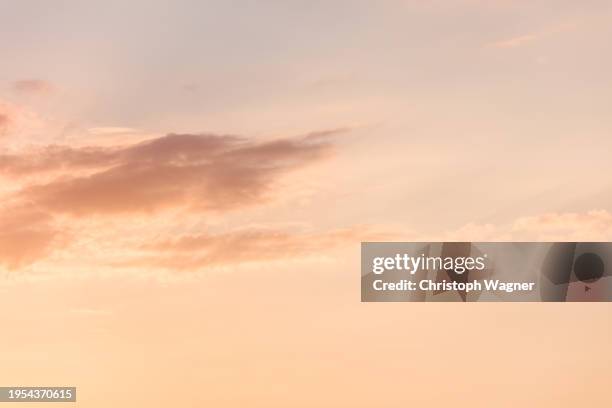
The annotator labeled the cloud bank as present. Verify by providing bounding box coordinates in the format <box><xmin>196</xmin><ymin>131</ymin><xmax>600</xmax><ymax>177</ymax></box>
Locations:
<box><xmin>0</xmin><ymin>129</ymin><xmax>347</xmax><ymax>270</ymax></box>
<box><xmin>2</xmin><ymin>130</ymin><xmax>342</xmax><ymax>215</ymax></box>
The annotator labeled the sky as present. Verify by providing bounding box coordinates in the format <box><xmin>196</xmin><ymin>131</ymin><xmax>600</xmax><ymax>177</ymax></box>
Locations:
<box><xmin>1</xmin><ymin>1</ymin><xmax>612</xmax><ymax>406</ymax></box>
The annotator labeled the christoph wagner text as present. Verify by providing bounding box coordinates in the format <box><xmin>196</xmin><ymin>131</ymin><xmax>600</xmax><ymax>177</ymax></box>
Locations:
<box><xmin>372</xmin><ymin>253</ymin><xmax>486</xmax><ymax>275</ymax></box>
<box><xmin>372</xmin><ymin>279</ymin><xmax>536</xmax><ymax>293</ymax></box>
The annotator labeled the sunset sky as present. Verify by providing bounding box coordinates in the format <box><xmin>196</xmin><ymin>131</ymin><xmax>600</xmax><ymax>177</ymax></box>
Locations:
<box><xmin>1</xmin><ymin>1</ymin><xmax>611</xmax><ymax>406</ymax></box>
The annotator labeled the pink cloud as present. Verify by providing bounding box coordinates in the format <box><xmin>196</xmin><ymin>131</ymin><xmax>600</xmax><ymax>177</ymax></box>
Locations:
<box><xmin>123</xmin><ymin>226</ymin><xmax>389</xmax><ymax>270</ymax></box>
<box><xmin>7</xmin><ymin>130</ymin><xmax>342</xmax><ymax>215</ymax></box>
<box><xmin>0</xmin><ymin>128</ymin><xmax>350</xmax><ymax>270</ymax></box>
<box><xmin>0</xmin><ymin>205</ymin><xmax>63</xmax><ymax>270</ymax></box>
<box><xmin>11</xmin><ymin>79</ymin><xmax>55</xmax><ymax>95</ymax></box>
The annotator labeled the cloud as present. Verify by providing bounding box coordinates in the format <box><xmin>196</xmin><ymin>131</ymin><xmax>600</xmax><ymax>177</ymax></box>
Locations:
<box><xmin>87</xmin><ymin>127</ymin><xmax>140</xmax><ymax>135</ymax></box>
<box><xmin>0</xmin><ymin>128</ymin><xmax>350</xmax><ymax>270</ymax></box>
<box><xmin>490</xmin><ymin>34</ymin><xmax>538</xmax><ymax>49</ymax></box>
<box><xmin>0</xmin><ymin>113</ymin><xmax>10</xmax><ymax>137</ymax></box>
<box><xmin>0</xmin><ymin>145</ymin><xmax>119</xmax><ymax>176</ymax></box>
<box><xmin>123</xmin><ymin>225</ymin><xmax>388</xmax><ymax>270</ymax></box>
<box><xmin>442</xmin><ymin>210</ymin><xmax>612</xmax><ymax>241</ymax></box>
<box><xmin>0</xmin><ymin>205</ymin><xmax>62</xmax><ymax>270</ymax></box>
<box><xmin>0</xmin><ymin>100</ymin><xmax>55</xmax><ymax>144</ymax></box>
<box><xmin>11</xmin><ymin>79</ymin><xmax>54</xmax><ymax>95</ymax></box>
<box><xmin>488</xmin><ymin>22</ymin><xmax>579</xmax><ymax>49</ymax></box>
<box><xmin>511</xmin><ymin>210</ymin><xmax>612</xmax><ymax>241</ymax></box>
<box><xmin>0</xmin><ymin>102</ymin><xmax>17</xmax><ymax>138</ymax></box>
<box><xmin>1</xmin><ymin>130</ymin><xmax>344</xmax><ymax>216</ymax></box>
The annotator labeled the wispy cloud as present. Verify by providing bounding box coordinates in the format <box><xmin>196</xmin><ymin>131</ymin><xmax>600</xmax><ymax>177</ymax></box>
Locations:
<box><xmin>87</xmin><ymin>127</ymin><xmax>140</xmax><ymax>135</ymax></box>
<box><xmin>11</xmin><ymin>79</ymin><xmax>55</xmax><ymax>95</ymax></box>
<box><xmin>488</xmin><ymin>22</ymin><xmax>579</xmax><ymax>49</ymax></box>
<box><xmin>490</xmin><ymin>34</ymin><xmax>539</xmax><ymax>49</ymax></box>
<box><xmin>122</xmin><ymin>226</ymin><xmax>389</xmax><ymax>270</ymax></box>
<box><xmin>442</xmin><ymin>210</ymin><xmax>612</xmax><ymax>241</ymax></box>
